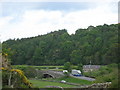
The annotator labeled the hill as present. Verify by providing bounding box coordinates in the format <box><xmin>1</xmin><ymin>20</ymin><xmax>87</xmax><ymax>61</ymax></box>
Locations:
<box><xmin>2</xmin><ymin>24</ymin><xmax>119</xmax><ymax>65</ymax></box>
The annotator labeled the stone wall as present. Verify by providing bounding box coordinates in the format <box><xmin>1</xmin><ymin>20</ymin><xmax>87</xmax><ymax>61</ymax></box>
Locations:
<box><xmin>84</xmin><ymin>82</ymin><xmax>112</xmax><ymax>88</ymax></box>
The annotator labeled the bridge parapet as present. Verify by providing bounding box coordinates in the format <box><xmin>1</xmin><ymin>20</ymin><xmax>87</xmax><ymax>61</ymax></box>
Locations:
<box><xmin>38</xmin><ymin>70</ymin><xmax>64</xmax><ymax>78</ymax></box>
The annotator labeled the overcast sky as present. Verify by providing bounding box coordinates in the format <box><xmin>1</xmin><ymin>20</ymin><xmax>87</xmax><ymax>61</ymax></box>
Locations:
<box><xmin>0</xmin><ymin>0</ymin><xmax>118</xmax><ymax>42</ymax></box>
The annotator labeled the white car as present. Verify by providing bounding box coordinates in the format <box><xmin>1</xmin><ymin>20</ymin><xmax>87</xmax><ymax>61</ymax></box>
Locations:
<box><xmin>63</xmin><ymin>70</ymin><xmax>68</xmax><ymax>73</ymax></box>
<box><xmin>61</xmin><ymin>80</ymin><xmax>66</xmax><ymax>83</ymax></box>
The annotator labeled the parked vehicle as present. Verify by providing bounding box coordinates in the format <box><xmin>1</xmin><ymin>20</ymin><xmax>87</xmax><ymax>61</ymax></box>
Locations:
<box><xmin>71</xmin><ymin>69</ymin><xmax>82</xmax><ymax>76</ymax></box>
<box><xmin>63</xmin><ymin>70</ymin><xmax>68</xmax><ymax>73</ymax></box>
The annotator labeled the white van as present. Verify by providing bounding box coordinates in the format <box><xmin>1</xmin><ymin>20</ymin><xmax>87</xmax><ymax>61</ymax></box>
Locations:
<box><xmin>71</xmin><ymin>69</ymin><xmax>82</xmax><ymax>76</ymax></box>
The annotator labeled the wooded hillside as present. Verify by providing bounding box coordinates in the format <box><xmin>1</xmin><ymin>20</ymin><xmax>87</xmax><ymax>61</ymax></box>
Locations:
<box><xmin>2</xmin><ymin>24</ymin><xmax>119</xmax><ymax>65</ymax></box>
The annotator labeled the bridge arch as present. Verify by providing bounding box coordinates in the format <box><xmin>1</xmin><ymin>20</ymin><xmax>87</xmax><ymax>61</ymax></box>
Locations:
<box><xmin>42</xmin><ymin>73</ymin><xmax>54</xmax><ymax>78</ymax></box>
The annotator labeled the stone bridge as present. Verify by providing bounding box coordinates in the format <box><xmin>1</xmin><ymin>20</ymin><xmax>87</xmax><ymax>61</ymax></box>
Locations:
<box><xmin>38</xmin><ymin>70</ymin><xmax>64</xmax><ymax>78</ymax></box>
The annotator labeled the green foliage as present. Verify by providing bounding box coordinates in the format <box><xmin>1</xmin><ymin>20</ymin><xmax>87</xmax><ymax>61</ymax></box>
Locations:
<box><xmin>109</xmin><ymin>78</ymin><xmax>119</xmax><ymax>88</ymax></box>
<box><xmin>70</xmin><ymin>50</ymin><xmax>82</xmax><ymax>65</ymax></box>
<box><xmin>24</xmin><ymin>66</ymin><xmax>37</xmax><ymax>78</ymax></box>
<box><xmin>2</xmin><ymin>68</ymin><xmax>32</xmax><ymax>88</ymax></box>
<box><xmin>2</xmin><ymin>24</ymin><xmax>118</xmax><ymax>65</ymax></box>
<box><xmin>64</xmin><ymin>62</ymin><xmax>72</xmax><ymax>73</ymax></box>
<box><xmin>84</xmin><ymin>63</ymin><xmax>118</xmax><ymax>88</ymax></box>
<box><xmin>13</xmin><ymin>65</ymin><xmax>64</xmax><ymax>70</ymax></box>
<box><xmin>63</xmin><ymin>72</ymin><xmax>70</xmax><ymax>78</ymax></box>
<box><xmin>77</xmin><ymin>63</ymin><xmax>83</xmax><ymax>74</ymax></box>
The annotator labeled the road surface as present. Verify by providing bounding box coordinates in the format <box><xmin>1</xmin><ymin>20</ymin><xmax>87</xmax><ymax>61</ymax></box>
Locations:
<box><xmin>70</xmin><ymin>74</ymin><xmax>95</xmax><ymax>81</ymax></box>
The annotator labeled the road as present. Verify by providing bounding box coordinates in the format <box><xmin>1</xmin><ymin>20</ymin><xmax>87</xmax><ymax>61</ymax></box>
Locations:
<box><xmin>70</xmin><ymin>74</ymin><xmax>96</xmax><ymax>81</ymax></box>
<box><xmin>48</xmin><ymin>70</ymin><xmax>96</xmax><ymax>81</ymax></box>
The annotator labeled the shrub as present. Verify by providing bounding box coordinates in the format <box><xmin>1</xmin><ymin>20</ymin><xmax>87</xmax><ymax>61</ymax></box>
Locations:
<box><xmin>64</xmin><ymin>62</ymin><xmax>72</xmax><ymax>73</ymax></box>
<box><xmin>24</xmin><ymin>66</ymin><xmax>37</xmax><ymax>78</ymax></box>
<box><xmin>2</xmin><ymin>68</ymin><xmax>32</xmax><ymax>88</ymax></box>
<box><xmin>63</xmin><ymin>72</ymin><xmax>70</xmax><ymax>78</ymax></box>
<box><xmin>109</xmin><ymin>78</ymin><xmax>119</xmax><ymax>88</ymax></box>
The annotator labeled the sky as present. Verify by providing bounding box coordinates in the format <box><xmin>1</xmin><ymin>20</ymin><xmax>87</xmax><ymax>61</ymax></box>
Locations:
<box><xmin>0</xmin><ymin>0</ymin><xmax>119</xmax><ymax>42</ymax></box>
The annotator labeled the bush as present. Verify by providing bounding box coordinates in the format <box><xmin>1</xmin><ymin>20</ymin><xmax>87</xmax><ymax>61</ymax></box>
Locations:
<box><xmin>93</xmin><ymin>64</ymin><xmax>118</xmax><ymax>86</ymax></box>
<box><xmin>77</xmin><ymin>63</ymin><xmax>83</xmax><ymax>75</ymax></box>
<box><xmin>24</xmin><ymin>66</ymin><xmax>37</xmax><ymax>78</ymax></box>
<box><xmin>63</xmin><ymin>72</ymin><xmax>70</xmax><ymax>78</ymax></box>
<box><xmin>109</xmin><ymin>78</ymin><xmax>119</xmax><ymax>88</ymax></box>
<box><xmin>108</xmin><ymin>63</ymin><xmax>118</xmax><ymax>68</ymax></box>
<box><xmin>64</xmin><ymin>62</ymin><xmax>72</xmax><ymax>73</ymax></box>
<box><xmin>2</xmin><ymin>68</ymin><xmax>32</xmax><ymax>88</ymax></box>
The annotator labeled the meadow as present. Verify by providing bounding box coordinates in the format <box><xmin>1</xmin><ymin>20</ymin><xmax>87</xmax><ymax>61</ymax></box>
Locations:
<box><xmin>29</xmin><ymin>79</ymin><xmax>77</xmax><ymax>88</ymax></box>
<box><xmin>54</xmin><ymin>77</ymin><xmax>93</xmax><ymax>85</ymax></box>
<box><xmin>29</xmin><ymin>76</ymin><xmax>93</xmax><ymax>88</ymax></box>
<box><xmin>12</xmin><ymin>65</ymin><xmax>78</xmax><ymax>71</ymax></box>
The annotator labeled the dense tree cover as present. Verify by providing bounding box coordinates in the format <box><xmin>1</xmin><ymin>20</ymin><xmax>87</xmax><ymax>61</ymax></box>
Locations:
<box><xmin>2</xmin><ymin>24</ymin><xmax>119</xmax><ymax>65</ymax></box>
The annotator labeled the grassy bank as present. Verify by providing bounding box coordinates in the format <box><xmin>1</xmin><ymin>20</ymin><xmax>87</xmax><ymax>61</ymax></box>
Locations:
<box><xmin>12</xmin><ymin>65</ymin><xmax>64</xmax><ymax>70</ymax></box>
<box><xmin>29</xmin><ymin>76</ymin><xmax>93</xmax><ymax>88</ymax></box>
<box><xmin>55</xmin><ymin>76</ymin><xmax>93</xmax><ymax>85</ymax></box>
<box><xmin>29</xmin><ymin>79</ymin><xmax>77</xmax><ymax>88</ymax></box>
<box><xmin>12</xmin><ymin>65</ymin><xmax>78</xmax><ymax>70</ymax></box>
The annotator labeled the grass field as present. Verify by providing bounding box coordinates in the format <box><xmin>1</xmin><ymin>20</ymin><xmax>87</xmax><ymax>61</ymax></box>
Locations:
<box><xmin>55</xmin><ymin>77</ymin><xmax>93</xmax><ymax>85</ymax></box>
<box><xmin>12</xmin><ymin>65</ymin><xmax>64</xmax><ymax>69</ymax></box>
<box><xmin>12</xmin><ymin>65</ymin><xmax>63</xmax><ymax>67</ymax></box>
<box><xmin>12</xmin><ymin>65</ymin><xmax>77</xmax><ymax>70</ymax></box>
<box><xmin>29</xmin><ymin>76</ymin><xmax>93</xmax><ymax>88</ymax></box>
<box><xmin>29</xmin><ymin>79</ymin><xmax>77</xmax><ymax>88</ymax></box>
